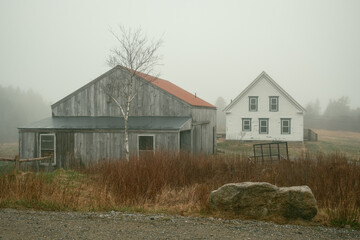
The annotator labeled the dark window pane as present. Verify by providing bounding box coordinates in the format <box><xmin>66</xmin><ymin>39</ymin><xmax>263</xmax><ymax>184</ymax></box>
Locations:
<box><xmin>260</xmin><ymin>119</ymin><xmax>268</xmax><ymax>133</ymax></box>
<box><xmin>40</xmin><ymin>135</ymin><xmax>55</xmax><ymax>164</ymax></box>
<box><xmin>41</xmin><ymin>135</ymin><xmax>54</xmax><ymax>150</ymax></box>
<box><xmin>249</xmin><ymin>97</ymin><xmax>257</xmax><ymax>111</ymax></box>
<box><xmin>139</xmin><ymin>136</ymin><xmax>154</xmax><ymax>150</ymax></box>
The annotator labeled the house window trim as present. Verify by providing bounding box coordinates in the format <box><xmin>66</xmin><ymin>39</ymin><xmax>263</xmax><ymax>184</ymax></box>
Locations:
<box><xmin>39</xmin><ymin>133</ymin><xmax>56</xmax><ymax>166</ymax></box>
<box><xmin>249</xmin><ymin>96</ymin><xmax>258</xmax><ymax>112</ymax></box>
<box><xmin>281</xmin><ymin>118</ymin><xmax>291</xmax><ymax>134</ymax></box>
<box><xmin>259</xmin><ymin>118</ymin><xmax>269</xmax><ymax>134</ymax></box>
<box><xmin>242</xmin><ymin>118</ymin><xmax>252</xmax><ymax>132</ymax></box>
<box><xmin>269</xmin><ymin>96</ymin><xmax>279</xmax><ymax>112</ymax></box>
<box><xmin>137</xmin><ymin>134</ymin><xmax>155</xmax><ymax>157</ymax></box>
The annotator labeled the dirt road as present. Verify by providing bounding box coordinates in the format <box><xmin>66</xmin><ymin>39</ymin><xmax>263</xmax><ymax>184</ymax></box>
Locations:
<box><xmin>1</xmin><ymin>209</ymin><xmax>359</xmax><ymax>239</ymax></box>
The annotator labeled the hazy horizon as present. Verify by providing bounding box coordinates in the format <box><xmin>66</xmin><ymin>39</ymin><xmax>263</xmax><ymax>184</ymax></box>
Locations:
<box><xmin>1</xmin><ymin>0</ymin><xmax>360</xmax><ymax>111</ymax></box>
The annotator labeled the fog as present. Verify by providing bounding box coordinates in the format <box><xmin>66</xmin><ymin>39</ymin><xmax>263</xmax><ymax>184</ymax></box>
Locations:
<box><xmin>1</xmin><ymin>0</ymin><xmax>360</xmax><ymax>111</ymax></box>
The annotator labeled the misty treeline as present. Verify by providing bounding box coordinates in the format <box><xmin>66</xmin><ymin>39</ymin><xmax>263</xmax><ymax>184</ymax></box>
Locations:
<box><xmin>305</xmin><ymin>96</ymin><xmax>360</xmax><ymax>132</ymax></box>
<box><xmin>0</xmin><ymin>85</ymin><xmax>50</xmax><ymax>143</ymax></box>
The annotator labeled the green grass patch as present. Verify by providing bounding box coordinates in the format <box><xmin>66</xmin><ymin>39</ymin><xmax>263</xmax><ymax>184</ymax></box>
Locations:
<box><xmin>0</xmin><ymin>162</ymin><xmax>15</xmax><ymax>176</ymax></box>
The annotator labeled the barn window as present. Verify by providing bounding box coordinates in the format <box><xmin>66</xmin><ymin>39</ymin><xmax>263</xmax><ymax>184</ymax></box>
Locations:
<box><xmin>269</xmin><ymin>96</ymin><xmax>279</xmax><ymax>112</ymax></box>
<box><xmin>39</xmin><ymin>134</ymin><xmax>56</xmax><ymax>165</ymax></box>
<box><xmin>259</xmin><ymin>119</ymin><xmax>269</xmax><ymax>134</ymax></box>
<box><xmin>242</xmin><ymin>118</ymin><xmax>252</xmax><ymax>131</ymax></box>
<box><xmin>281</xmin><ymin>118</ymin><xmax>291</xmax><ymax>134</ymax></box>
<box><xmin>249</xmin><ymin>96</ymin><xmax>258</xmax><ymax>111</ymax></box>
<box><xmin>138</xmin><ymin>135</ymin><xmax>155</xmax><ymax>156</ymax></box>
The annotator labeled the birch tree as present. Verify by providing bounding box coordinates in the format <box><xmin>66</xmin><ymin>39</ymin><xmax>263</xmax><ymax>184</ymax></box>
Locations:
<box><xmin>103</xmin><ymin>26</ymin><xmax>163</xmax><ymax>161</ymax></box>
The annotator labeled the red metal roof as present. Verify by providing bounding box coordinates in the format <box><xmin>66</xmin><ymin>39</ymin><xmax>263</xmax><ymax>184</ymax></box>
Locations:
<box><xmin>135</xmin><ymin>72</ymin><xmax>216</xmax><ymax>108</ymax></box>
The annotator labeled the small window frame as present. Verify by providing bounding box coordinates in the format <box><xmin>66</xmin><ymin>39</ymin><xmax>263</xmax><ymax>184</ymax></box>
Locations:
<box><xmin>39</xmin><ymin>133</ymin><xmax>56</xmax><ymax>166</ymax></box>
<box><xmin>281</xmin><ymin>118</ymin><xmax>291</xmax><ymax>134</ymax></box>
<box><xmin>249</xmin><ymin>96</ymin><xmax>258</xmax><ymax>112</ymax></box>
<box><xmin>242</xmin><ymin>118</ymin><xmax>252</xmax><ymax>131</ymax></box>
<box><xmin>137</xmin><ymin>134</ymin><xmax>155</xmax><ymax>156</ymax></box>
<box><xmin>259</xmin><ymin>118</ymin><xmax>269</xmax><ymax>134</ymax></box>
<box><xmin>269</xmin><ymin>96</ymin><xmax>279</xmax><ymax>112</ymax></box>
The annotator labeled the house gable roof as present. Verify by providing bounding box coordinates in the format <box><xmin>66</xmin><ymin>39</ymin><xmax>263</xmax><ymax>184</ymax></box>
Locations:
<box><xmin>223</xmin><ymin>71</ymin><xmax>305</xmax><ymax>112</ymax></box>
<box><xmin>52</xmin><ymin>65</ymin><xmax>215</xmax><ymax>109</ymax></box>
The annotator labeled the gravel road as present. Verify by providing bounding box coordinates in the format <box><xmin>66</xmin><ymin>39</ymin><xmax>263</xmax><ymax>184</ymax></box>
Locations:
<box><xmin>1</xmin><ymin>208</ymin><xmax>359</xmax><ymax>239</ymax></box>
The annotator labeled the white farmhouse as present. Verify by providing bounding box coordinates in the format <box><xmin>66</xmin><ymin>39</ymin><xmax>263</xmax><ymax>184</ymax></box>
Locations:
<box><xmin>224</xmin><ymin>71</ymin><xmax>305</xmax><ymax>142</ymax></box>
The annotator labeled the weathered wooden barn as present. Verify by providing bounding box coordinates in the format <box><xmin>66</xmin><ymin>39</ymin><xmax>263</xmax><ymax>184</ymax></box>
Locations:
<box><xmin>19</xmin><ymin>66</ymin><xmax>216</xmax><ymax>167</ymax></box>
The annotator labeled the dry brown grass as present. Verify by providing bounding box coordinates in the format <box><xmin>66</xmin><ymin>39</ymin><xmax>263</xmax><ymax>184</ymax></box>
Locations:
<box><xmin>0</xmin><ymin>152</ymin><xmax>359</xmax><ymax>228</ymax></box>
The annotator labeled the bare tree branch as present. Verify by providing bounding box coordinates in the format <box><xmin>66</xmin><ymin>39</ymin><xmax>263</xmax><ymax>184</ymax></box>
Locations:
<box><xmin>102</xmin><ymin>25</ymin><xmax>163</xmax><ymax>161</ymax></box>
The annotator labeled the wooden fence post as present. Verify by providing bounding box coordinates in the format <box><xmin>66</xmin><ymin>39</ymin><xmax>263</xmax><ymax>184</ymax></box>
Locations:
<box><xmin>15</xmin><ymin>155</ymin><xmax>20</xmax><ymax>171</ymax></box>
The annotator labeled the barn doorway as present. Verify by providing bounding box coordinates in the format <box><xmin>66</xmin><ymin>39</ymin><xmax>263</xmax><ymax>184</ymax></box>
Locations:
<box><xmin>180</xmin><ymin>130</ymin><xmax>191</xmax><ymax>152</ymax></box>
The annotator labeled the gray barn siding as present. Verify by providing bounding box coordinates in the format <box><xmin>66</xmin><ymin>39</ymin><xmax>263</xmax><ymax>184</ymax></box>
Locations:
<box><xmin>73</xmin><ymin>131</ymin><xmax>179</xmax><ymax>162</ymax></box>
<box><xmin>74</xmin><ymin>132</ymin><xmax>124</xmax><ymax>163</ymax></box>
<box><xmin>191</xmin><ymin>108</ymin><xmax>217</xmax><ymax>154</ymax></box>
<box><xmin>56</xmin><ymin>132</ymin><xmax>75</xmax><ymax>168</ymax></box>
<box><xmin>19</xmin><ymin>131</ymin><xmax>37</xmax><ymax>159</ymax></box>
<box><xmin>20</xmin><ymin>130</ymin><xmax>181</xmax><ymax>164</ymax></box>
<box><xmin>52</xmin><ymin>70</ymin><xmax>191</xmax><ymax>118</ymax></box>
<box><xmin>19</xmin><ymin>131</ymin><xmax>73</xmax><ymax>168</ymax></box>
<box><xmin>154</xmin><ymin>133</ymin><xmax>179</xmax><ymax>152</ymax></box>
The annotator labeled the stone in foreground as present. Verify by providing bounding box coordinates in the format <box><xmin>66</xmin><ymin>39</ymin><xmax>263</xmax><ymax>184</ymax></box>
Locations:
<box><xmin>209</xmin><ymin>182</ymin><xmax>317</xmax><ymax>220</ymax></box>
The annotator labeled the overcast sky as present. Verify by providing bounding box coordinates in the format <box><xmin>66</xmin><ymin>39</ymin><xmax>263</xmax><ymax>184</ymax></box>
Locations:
<box><xmin>1</xmin><ymin>0</ymin><xmax>360</xmax><ymax>111</ymax></box>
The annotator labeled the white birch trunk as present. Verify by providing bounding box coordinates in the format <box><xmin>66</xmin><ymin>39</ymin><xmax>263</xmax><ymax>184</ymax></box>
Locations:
<box><xmin>124</xmin><ymin>97</ymin><xmax>131</xmax><ymax>161</ymax></box>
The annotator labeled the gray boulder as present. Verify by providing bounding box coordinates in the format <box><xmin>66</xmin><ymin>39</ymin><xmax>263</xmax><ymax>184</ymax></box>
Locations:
<box><xmin>209</xmin><ymin>182</ymin><xmax>317</xmax><ymax>220</ymax></box>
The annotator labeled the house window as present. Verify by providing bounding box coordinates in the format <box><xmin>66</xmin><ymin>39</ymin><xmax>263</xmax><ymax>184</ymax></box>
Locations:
<box><xmin>242</xmin><ymin>118</ymin><xmax>252</xmax><ymax>131</ymax></box>
<box><xmin>269</xmin><ymin>96</ymin><xmax>279</xmax><ymax>112</ymax></box>
<box><xmin>249</xmin><ymin>96</ymin><xmax>258</xmax><ymax>111</ymax></box>
<box><xmin>138</xmin><ymin>135</ymin><xmax>155</xmax><ymax>156</ymax></box>
<box><xmin>281</xmin><ymin>118</ymin><xmax>291</xmax><ymax>134</ymax></box>
<box><xmin>259</xmin><ymin>119</ymin><xmax>269</xmax><ymax>134</ymax></box>
<box><xmin>39</xmin><ymin>134</ymin><xmax>56</xmax><ymax>165</ymax></box>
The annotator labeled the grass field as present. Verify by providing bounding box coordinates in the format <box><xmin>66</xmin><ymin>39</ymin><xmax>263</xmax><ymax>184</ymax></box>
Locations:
<box><xmin>217</xmin><ymin>129</ymin><xmax>360</xmax><ymax>161</ymax></box>
<box><xmin>0</xmin><ymin>143</ymin><xmax>18</xmax><ymax>157</ymax></box>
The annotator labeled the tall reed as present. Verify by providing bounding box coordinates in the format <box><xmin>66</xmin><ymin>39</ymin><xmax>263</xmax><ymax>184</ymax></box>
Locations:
<box><xmin>0</xmin><ymin>152</ymin><xmax>359</xmax><ymax>227</ymax></box>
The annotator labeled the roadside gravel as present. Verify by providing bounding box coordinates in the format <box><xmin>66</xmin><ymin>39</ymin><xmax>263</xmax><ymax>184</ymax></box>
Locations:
<box><xmin>1</xmin><ymin>208</ymin><xmax>359</xmax><ymax>239</ymax></box>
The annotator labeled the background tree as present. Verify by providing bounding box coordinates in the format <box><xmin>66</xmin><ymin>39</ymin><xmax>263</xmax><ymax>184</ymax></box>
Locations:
<box><xmin>102</xmin><ymin>26</ymin><xmax>163</xmax><ymax>161</ymax></box>
<box><xmin>305</xmin><ymin>96</ymin><xmax>360</xmax><ymax>132</ymax></box>
<box><xmin>323</xmin><ymin>96</ymin><xmax>351</xmax><ymax>118</ymax></box>
<box><xmin>305</xmin><ymin>99</ymin><xmax>321</xmax><ymax>117</ymax></box>
<box><xmin>215</xmin><ymin>97</ymin><xmax>227</xmax><ymax>132</ymax></box>
<box><xmin>304</xmin><ymin>99</ymin><xmax>322</xmax><ymax>129</ymax></box>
